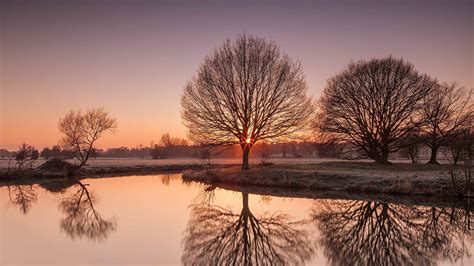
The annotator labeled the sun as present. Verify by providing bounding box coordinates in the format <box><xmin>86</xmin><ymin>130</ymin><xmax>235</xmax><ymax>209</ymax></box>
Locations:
<box><xmin>246</xmin><ymin>137</ymin><xmax>251</xmax><ymax>144</ymax></box>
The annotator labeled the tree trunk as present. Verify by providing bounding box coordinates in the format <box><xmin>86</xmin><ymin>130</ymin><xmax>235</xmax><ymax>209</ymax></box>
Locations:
<box><xmin>241</xmin><ymin>192</ymin><xmax>250</xmax><ymax>264</ymax></box>
<box><xmin>427</xmin><ymin>147</ymin><xmax>439</xmax><ymax>164</ymax></box>
<box><xmin>375</xmin><ymin>150</ymin><xmax>390</xmax><ymax>164</ymax></box>
<box><xmin>242</xmin><ymin>192</ymin><xmax>249</xmax><ymax>212</ymax></box>
<box><xmin>452</xmin><ymin>151</ymin><xmax>459</xmax><ymax>166</ymax></box>
<box><xmin>242</xmin><ymin>146</ymin><xmax>250</xmax><ymax>170</ymax></box>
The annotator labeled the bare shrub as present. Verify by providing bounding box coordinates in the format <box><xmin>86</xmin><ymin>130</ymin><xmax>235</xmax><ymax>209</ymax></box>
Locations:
<box><xmin>449</xmin><ymin>166</ymin><xmax>473</xmax><ymax>197</ymax></box>
<box><xmin>259</xmin><ymin>142</ymin><xmax>272</xmax><ymax>166</ymax></box>
<box><xmin>15</xmin><ymin>143</ymin><xmax>39</xmax><ymax>169</ymax></box>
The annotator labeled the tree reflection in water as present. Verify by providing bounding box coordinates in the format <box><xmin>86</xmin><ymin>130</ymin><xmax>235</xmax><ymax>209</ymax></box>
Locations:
<box><xmin>58</xmin><ymin>181</ymin><xmax>116</xmax><ymax>242</ymax></box>
<box><xmin>312</xmin><ymin>200</ymin><xmax>472</xmax><ymax>266</ymax></box>
<box><xmin>182</xmin><ymin>188</ymin><xmax>314</xmax><ymax>265</ymax></box>
<box><xmin>160</xmin><ymin>173</ymin><xmax>180</xmax><ymax>186</ymax></box>
<box><xmin>7</xmin><ymin>185</ymin><xmax>38</xmax><ymax>214</ymax></box>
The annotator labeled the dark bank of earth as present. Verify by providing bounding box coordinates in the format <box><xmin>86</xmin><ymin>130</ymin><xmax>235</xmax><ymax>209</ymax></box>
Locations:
<box><xmin>183</xmin><ymin>162</ymin><xmax>472</xmax><ymax>198</ymax></box>
<box><xmin>0</xmin><ymin>158</ymin><xmax>232</xmax><ymax>185</ymax></box>
<box><xmin>1</xmin><ymin>159</ymin><xmax>471</xmax><ymax>198</ymax></box>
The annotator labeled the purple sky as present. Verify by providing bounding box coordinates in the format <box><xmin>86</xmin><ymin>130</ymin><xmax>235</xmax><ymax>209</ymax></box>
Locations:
<box><xmin>1</xmin><ymin>0</ymin><xmax>472</xmax><ymax>149</ymax></box>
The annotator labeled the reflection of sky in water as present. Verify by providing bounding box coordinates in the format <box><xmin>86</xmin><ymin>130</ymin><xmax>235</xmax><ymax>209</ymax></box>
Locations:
<box><xmin>0</xmin><ymin>174</ymin><xmax>472</xmax><ymax>265</ymax></box>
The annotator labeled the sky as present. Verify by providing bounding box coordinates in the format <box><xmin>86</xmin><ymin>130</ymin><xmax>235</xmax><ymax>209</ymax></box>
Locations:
<box><xmin>1</xmin><ymin>0</ymin><xmax>472</xmax><ymax>150</ymax></box>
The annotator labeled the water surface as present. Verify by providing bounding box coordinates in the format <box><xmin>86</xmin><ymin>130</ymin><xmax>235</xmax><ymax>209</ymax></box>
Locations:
<box><xmin>1</xmin><ymin>174</ymin><xmax>472</xmax><ymax>265</ymax></box>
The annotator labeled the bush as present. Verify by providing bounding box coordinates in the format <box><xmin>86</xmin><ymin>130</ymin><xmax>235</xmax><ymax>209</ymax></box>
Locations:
<box><xmin>38</xmin><ymin>158</ymin><xmax>74</xmax><ymax>173</ymax></box>
<box><xmin>15</xmin><ymin>143</ymin><xmax>38</xmax><ymax>169</ymax></box>
<box><xmin>449</xmin><ymin>166</ymin><xmax>473</xmax><ymax>197</ymax></box>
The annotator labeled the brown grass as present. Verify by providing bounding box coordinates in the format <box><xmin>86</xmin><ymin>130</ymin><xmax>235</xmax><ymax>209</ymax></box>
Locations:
<box><xmin>183</xmin><ymin>162</ymin><xmax>465</xmax><ymax>198</ymax></box>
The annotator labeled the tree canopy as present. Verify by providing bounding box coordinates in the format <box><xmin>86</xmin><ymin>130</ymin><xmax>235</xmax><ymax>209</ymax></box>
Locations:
<box><xmin>182</xmin><ymin>34</ymin><xmax>313</xmax><ymax>169</ymax></box>
<box><xmin>315</xmin><ymin>56</ymin><xmax>433</xmax><ymax>164</ymax></box>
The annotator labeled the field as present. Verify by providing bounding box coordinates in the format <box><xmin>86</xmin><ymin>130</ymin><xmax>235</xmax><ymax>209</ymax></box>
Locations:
<box><xmin>0</xmin><ymin>156</ymin><xmax>450</xmax><ymax>170</ymax></box>
<box><xmin>0</xmin><ymin>157</ymin><xmax>359</xmax><ymax>170</ymax></box>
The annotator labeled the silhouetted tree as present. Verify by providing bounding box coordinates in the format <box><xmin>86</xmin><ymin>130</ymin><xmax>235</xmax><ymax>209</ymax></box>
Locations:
<box><xmin>40</xmin><ymin>147</ymin><xmax>51</xmax><ymax>159</ymax></box>
<box><xmin>15</xmin><ymin>143</ymin><xmax>38</xmax><ymax>169</ymax></box>
<box><xmin>182</xmin><ymin>191</ymin><xmax>315</xmax><ymax>265</ymax></box>
<box><xmin>447</xmin><ymin>128</ymin><xmax>474</xmax><ymax>166</ymax></box>
<box><xmin>58</xmin><ymin>108</ymin><xmax>117</xmax><ymax>169</ymax></box>
<box><xmin>315</xmin><ymin>57</ymin><xmax>433</xmax><ymax>164</ymax></box>
<box><xmin>89</xmin><ymin>148</ymin><xmax>100</xmax><ymax>159</ymax></box>
<box><xmin>160</xmin><ymin>133</ymin><xmax>173</xmax><ymax>147</ymax></box>
<box><xmin>400</xmin><ymin>128</ymin><xmax>423</xmax><ymax>163</ymax></box>
<box><xmin>160</xmin><ymin>133</ymin><xmax>174</xmax><ymax>158</ymax></box>
<box><xmin>259</xmin><ymin>142</ymin><xmax>272</xmax><ymax>165</ymax></box>
<box><xmin>50</xmin><ymin>145</ymin><xmax>62</xmax><ymax>158</ymax></box>
<box><xmin>150</xmin><ymin>144</ymin><xmax>162</xmax><ymax>159</ymax></box>
<box><xmin>421</xmin><ymin>82</ymin><xmax>473</xmax><ymax>164</ymax></box>
<box><xmin>182</xmin><ymin>34</ymin><xmax>314</xmax><ymax>169</ymax></box>
<box><xmin>58</xmin><ymin>181</ymin><xmax>116</xmax><ymax>242</ymax></box>
<box><xmin>193</xmin><ymin>147</ymin><xmax>213</xmax><ymax>169</ymax></box>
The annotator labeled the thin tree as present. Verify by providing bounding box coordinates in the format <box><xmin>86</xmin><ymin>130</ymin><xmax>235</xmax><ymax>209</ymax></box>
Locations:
<box><xmin>421</xmin><ymin>82</ymin><xmax>473</xmax><ymax>164</ymax></box>
<box><xmin>58</xmin><ymin>108</ymin><xmax>117</xmax><ymax>169</ymax></box>
<box><xmin>401</xmin><ymin>128</ymin><xmax>423</xmax><ymax>164</ymax></box>
<box><xmin>315</xmin><ymin>56</ymin><xmax>433</xmax><ymax>164</ymax></box>
<box><xmin>181</xmin><ymin>34</ymin><xmax>314</xmax><ymax>169</ymax></box>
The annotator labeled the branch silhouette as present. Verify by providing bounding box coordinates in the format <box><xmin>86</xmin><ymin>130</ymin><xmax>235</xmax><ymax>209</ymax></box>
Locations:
<box><xmin>182</xmin><ymin>191</ymin><xmax>314</xmax><ymax>265</ymax></box>
<box><xmin>58</xmin><ymin>181</ymin><xmax>116</xmax><ymax>242</ymax></box>
<box><xmin>7</xmin><ymin>185</ymin><xmax>38</xmax><ymax>214</ymax></box>
<box><xmin>311</xmin><ymin>200</ymin><xmax>472</xmax><ymax>266</ymax></box>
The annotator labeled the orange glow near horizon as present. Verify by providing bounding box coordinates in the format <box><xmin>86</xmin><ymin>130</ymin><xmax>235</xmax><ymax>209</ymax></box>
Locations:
<box><xmin>1</xmin><ymin>1</ymin><xmax>472</xmax><ymax>151</ymax></box>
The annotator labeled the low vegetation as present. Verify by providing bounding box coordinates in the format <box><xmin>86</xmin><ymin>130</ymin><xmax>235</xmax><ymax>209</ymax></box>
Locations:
<box><xmin>183</xmin><ymin>162</ymin><xmax>472</xmax><ymax>198</ymax></box>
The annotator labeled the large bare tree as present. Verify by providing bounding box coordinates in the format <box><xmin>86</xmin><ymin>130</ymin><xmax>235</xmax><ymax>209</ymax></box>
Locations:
<box><xmin>181</xmin><ymin>34</ymin><xmax>314</xmax><ymax>169</ymax></box>
<box><xmin>315</xmin><ymin>57</ymin><xmax>433</xmax><ymax>164</ymax></box>
<box><xmin>58</xmin><ymin>108</ymin><xmax>117</xmax><ymax>169</ymax></box>
<box><xmin>421</xmin><ymin>82</ymin><xmax>473</xmax><ymax>164</ymax></box>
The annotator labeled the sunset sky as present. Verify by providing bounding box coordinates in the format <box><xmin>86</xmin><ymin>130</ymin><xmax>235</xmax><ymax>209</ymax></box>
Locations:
<box><xmin>1</xmin><ymin>0</ymin><xmax>472</xmax><ymax>150</ymax></box>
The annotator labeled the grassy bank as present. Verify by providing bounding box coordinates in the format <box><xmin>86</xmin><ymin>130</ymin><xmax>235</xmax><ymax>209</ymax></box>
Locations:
<box><xmin>0</xmin><ymin>163</ymin><xmax>238</xmax><ymax>185</ymax></box>
<box><xmin>183</xmin><ymin>162</ymin><xmax>472</xmax><ymax>198</ymax></box>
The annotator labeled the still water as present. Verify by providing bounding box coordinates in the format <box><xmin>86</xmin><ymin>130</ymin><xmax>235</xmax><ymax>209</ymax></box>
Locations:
<box><xmin>0</xmin><ymin>174</ymin><xmax>472</xmax><ymax>265</ymax></box>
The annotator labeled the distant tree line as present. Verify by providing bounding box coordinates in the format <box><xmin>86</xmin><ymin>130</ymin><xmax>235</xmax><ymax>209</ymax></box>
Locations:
<box><xmin>5</xmin><ymin>134</ymin><xmax>471</xmax><ymax>165</ymax></box>
<box><xmin>2</xmin><ymin>139</ymin><xmax>320</xmax><ymax>164</ymax></box>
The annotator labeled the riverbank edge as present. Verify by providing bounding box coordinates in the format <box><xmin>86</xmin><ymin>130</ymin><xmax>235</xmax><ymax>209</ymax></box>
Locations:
<box><xmin>0</xmin><ymin>163</ymin><xmax>239</xmax><ymax>186</ymax></box>
<box><xmin>182</xmin><ymin>165</ymin><xmax>471</xmax><ymax>198</ymax></box>
<box><xmin>1</xmin><ymin>162</ymin><xmax>470</xmax><ymax>199</ymax></box>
